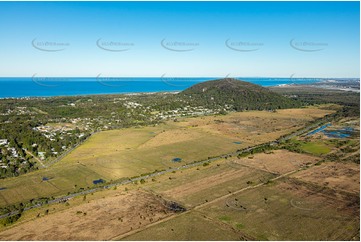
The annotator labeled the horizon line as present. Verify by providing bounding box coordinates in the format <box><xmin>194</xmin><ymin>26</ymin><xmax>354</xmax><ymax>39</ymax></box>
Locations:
<box><xmin>0</xmin><ymin>76</ymin><xmax>359</xmax><ymax>79</ymax></box>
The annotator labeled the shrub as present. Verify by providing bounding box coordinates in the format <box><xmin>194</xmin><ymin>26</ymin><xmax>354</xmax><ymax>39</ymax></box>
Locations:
<box><xmin>0</xmin><ymin>213</ymin><xmax>21</xmax><ymax>226</ymax></box>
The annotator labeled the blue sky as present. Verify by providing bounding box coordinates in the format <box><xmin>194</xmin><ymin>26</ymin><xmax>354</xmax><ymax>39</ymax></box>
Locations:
<box><xmin>0</xmin><ymin>1</ymin><xmax>359</xmax><ymax>78</ymax></box>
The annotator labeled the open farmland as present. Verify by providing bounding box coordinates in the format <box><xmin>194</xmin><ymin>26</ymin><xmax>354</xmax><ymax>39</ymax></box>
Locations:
<box><xmin>291</xmin><ymin>161</ymin><xmax>360</xmax><ymax>194</ymax></box>
<box><xmin>0</xmin><ymin>143</ymin><xmax>358</xmax><ymax>240</ymax></box>
<box><xmin>143</xmin><ymin>150</ymin><xmax>319</xmax><ymax>208</ymax></box>
<box><xmin>194</xmin><ymin>177</ymin><xmax>359</xmax><ymax>241</ymax></box>
<box><xmin>121</xmin><ymin>211</ymin><xmax>245</xmax><ymax>241</ymax></box>
<box><xmin>0</xmin><ymin>106</ymin><xmax>335</xmax><ymax>207</ymax></box>
<box><xmin>121</xmin><ymin>150</ymin><xmax>359</xmax><ymax>241</ymax></box>
<box><xmin>0</xmin><ymin>189</ymin><xmax>178</xmax><ymax>240</ymax></box>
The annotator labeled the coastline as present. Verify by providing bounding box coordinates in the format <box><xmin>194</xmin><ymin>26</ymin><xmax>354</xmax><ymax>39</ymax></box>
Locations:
<box><xmin>0</xmin><ymin>78</ymin><xmax>358</xmax><ymax>99</ymax></box>
<box><xmin>0</xmin><ymin>91</ymin><xmax>181</xmax><ymax>100</ymax></box>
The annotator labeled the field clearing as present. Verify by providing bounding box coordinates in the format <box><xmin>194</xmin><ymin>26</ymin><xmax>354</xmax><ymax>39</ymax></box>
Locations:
<box><xmin>0</xmin><ymin>190</ymin><xmax>175</xmax><ymax>240</ymax></box>
<box><xmin>291</xmin><ymin>161</ymin><xmax>360</xmax><ymax>194</ymax></box>
<box><xmin>46</xmin><ymin>122</ymin><xmax>77</xmax><ymax>129</ymax></box>
<box><xmin>227</xmin><ymin>149</ymin><xmax>320</xmax><ymax>174</ymax></box>
<box><xmin>175</xmin><ymin>106</ymin><xmax>334</xmax><ymax>144</ymax></box>
<box><xmin>120</xmin><ymin>211</ymin><xmax>243</xmax><ymax>241</ymax></box>
<box><xmin>300</xmin><ymin>141</ymin><xmax>332</xmax><ymax>155</ymax></box>
<box><xmin>0</xmin><ymin>165</ymin><xmax>100</xmax><ymax>206</ymax></box>
<box><xmin>197</xmin><ymin>178</ymin><xmax>359</xmax><ymax>240</ymax></box>
<box><xmin>144</xmin><ymin>150</ymin><xmax>319</xmax><ymax>208</ymax></box>
<box><xmin>145</xmin><ymin>161</ymin><xmax>274</xmax><ymax>208</ymax></box>
<box><xmin>0</xmin><ymin>106</ymin><xmax>336</xmax><ymax>207</ymax></box>
<box><xmin>59</xmin><ymin>123</ymin><xmax>254</xmax><ymax>176</ymax></box>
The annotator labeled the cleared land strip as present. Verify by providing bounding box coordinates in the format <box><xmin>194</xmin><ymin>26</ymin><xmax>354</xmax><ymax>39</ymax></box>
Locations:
<box><xmin>0</xmin><ymin>115</ymin><xmax>335</xmax><ymax>219</ymax></box>
<box><xmin>24</xmin><ymin>150</ymin><xmax>45</xmax><ymax>168</ymax></box>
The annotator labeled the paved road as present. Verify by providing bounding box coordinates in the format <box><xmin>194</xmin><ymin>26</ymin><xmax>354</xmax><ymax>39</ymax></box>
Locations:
<box><xmin>0</xmin><ymin>116</ymin><xmax>333</xmax><ymax>219</ymax></box>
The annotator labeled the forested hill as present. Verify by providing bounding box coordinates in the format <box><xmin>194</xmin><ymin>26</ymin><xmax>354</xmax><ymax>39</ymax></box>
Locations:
<box><xmin>179</xmin><ymin>78</ymin><xmax>301</xmax><ymax>111</ymax></box>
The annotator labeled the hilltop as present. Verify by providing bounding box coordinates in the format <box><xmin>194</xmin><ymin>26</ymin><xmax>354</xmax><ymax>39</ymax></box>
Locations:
<box><xmin>180</xmin><ymin>78</ymin><xmax>301</xmax><ymax>111</ymax></box>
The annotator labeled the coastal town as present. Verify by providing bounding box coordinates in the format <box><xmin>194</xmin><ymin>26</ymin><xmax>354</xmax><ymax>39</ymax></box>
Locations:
<box><xmin>0</xmin><ymin>92</ymin><xmax>232</xmax><ymax>177</ymax></box>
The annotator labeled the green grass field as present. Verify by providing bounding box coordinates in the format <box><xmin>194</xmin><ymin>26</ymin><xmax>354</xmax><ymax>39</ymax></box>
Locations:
<box><xmin>300</xmin><ymin>141</ymin><xmax>331</xmax><ymax>155</ymax></box>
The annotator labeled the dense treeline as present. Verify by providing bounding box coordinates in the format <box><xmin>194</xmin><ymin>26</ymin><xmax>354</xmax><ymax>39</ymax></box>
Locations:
<box><xmin>269</xmin><ymin>86</ymin><xmax>360</xmax><ymax>106</ymax></box>
<box><xmin>180</xmin><ymin>78</ymin><xmax>302</xmax><ymax>111</ymax></box>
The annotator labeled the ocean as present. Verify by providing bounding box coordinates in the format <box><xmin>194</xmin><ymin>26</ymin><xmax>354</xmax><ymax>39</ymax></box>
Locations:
<box><xmin>0</xmin><ymin>77</ymin><xmax>322</xmax><ymax>98</ymax></box>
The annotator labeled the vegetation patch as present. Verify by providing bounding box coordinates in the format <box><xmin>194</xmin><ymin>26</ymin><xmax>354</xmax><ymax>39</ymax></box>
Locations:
<box><xmin>0</xmin><ymin>213</ymin><xmax>22</xmax><ymax>226</ymax></box>
<box><xmin>300</xmin><ymin>142</ymin><xmax>331</xmax><ymax>155</ymax></box>
<box><xmin>218</xmin><ymin>215</ymin><xmax>231</xmax><ymax>221</ymax></box>
<box><xmin>235</xmin><ymin>223</ymin><xmax>245</xmax><ymax>229</ymax></box>
<box><xmin>282</xmin><ymin>139</ymin><xmax>332</xmax><ymax>155</ymax></box>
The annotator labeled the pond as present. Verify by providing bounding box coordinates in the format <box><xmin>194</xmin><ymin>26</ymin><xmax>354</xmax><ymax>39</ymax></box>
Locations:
<box><xmin>42</xmin><ymin>177</ymin><xmax>50</xmax><ymax>181</ymax></box>
<box><xmin>307</xmin><ymin>124</ymin><xmax>354</xmax><ymax>139</ymax></box>
<box><xmin>93</xmin><ymin>179</ymin><xmax>106</xmax><ymax>185</ymax></box>
<box><xmin>307</xmin><ymin>123</ymin><xmax>332</xmax><ymax>136</ymax></box>
<box><xmin>322</xmin><ymin>127</ymin><xmax>354</xmax><ymax>138</ymax></box>
<box><xmin>172</xmin><ymin>158</ymin><xmax>182</xmax><ymax>162</ymax></box>
<box><xmin>0</xmin><ymin>187</ymin><xmax>6</xmax><ymax>191</ymax></box>
<box><xmin>233</xmin><ymin>141</ymin><xmax>242</xmax><ymax>144</ymax></box>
